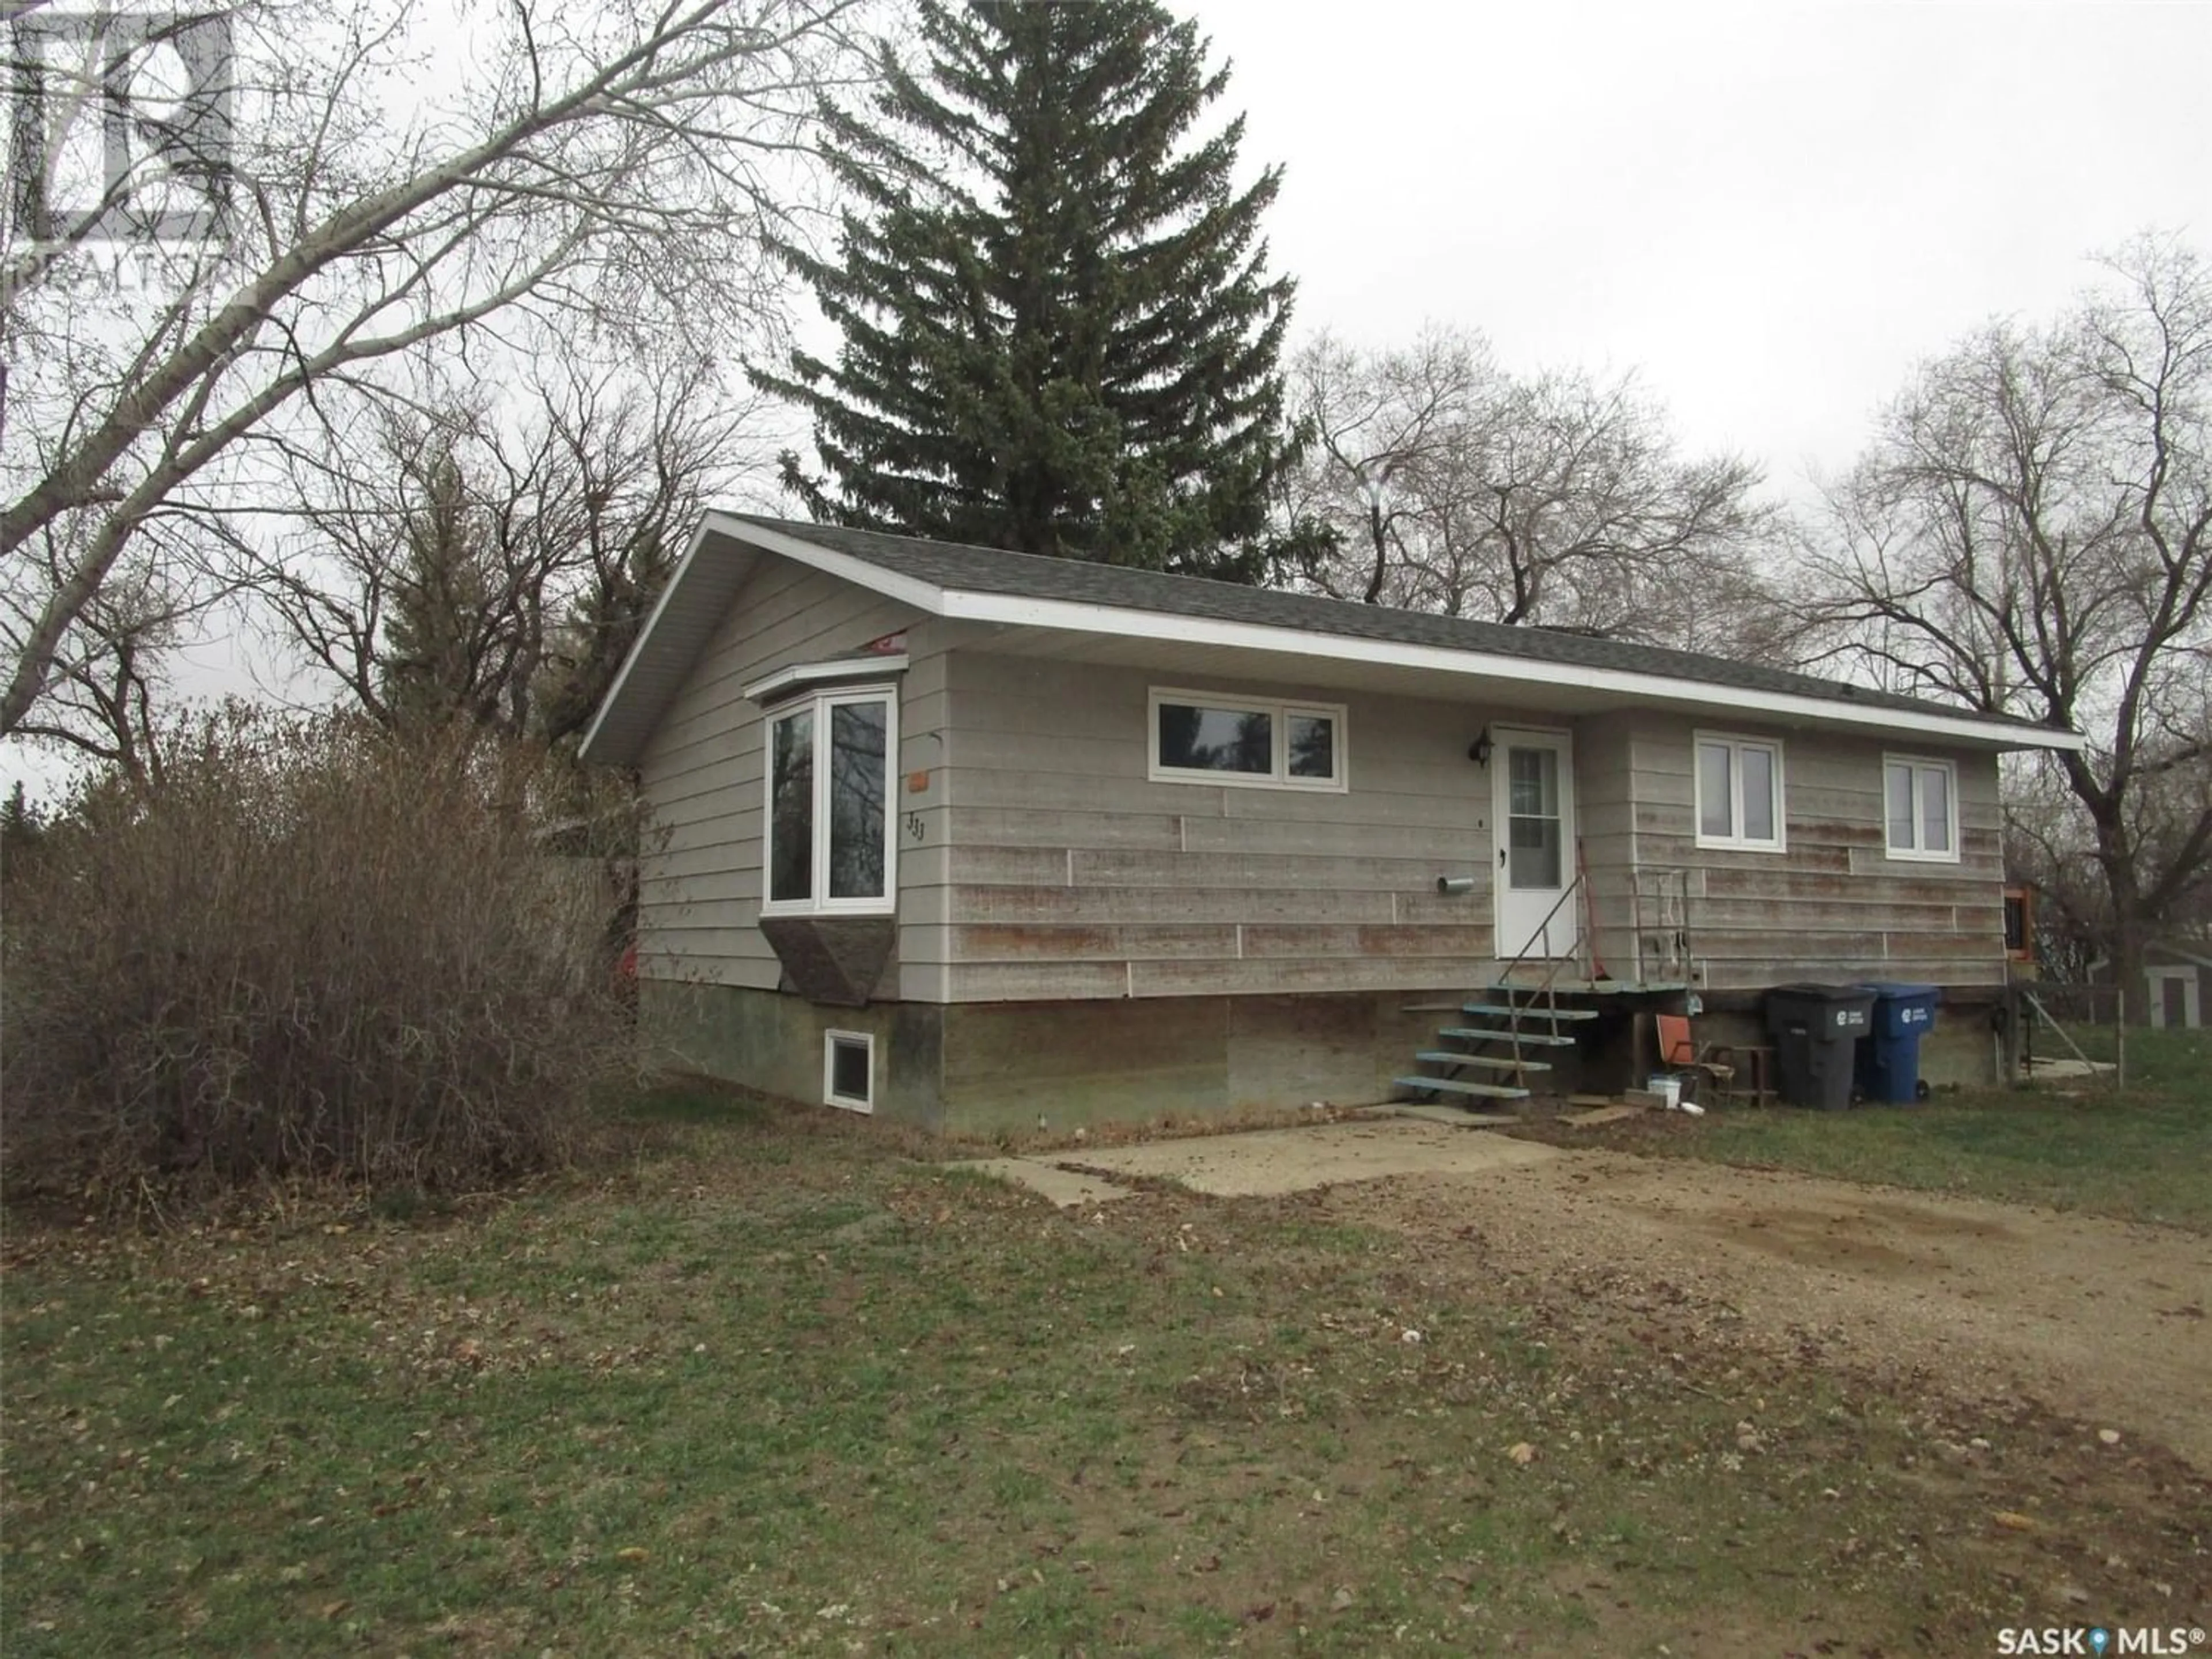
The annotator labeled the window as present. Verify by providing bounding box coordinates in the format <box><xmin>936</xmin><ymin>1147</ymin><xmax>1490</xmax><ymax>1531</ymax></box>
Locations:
<box><xmin>1149</xmin><ymin>688</ymin><xmax>1346</xmax><ymax>790</ymax></box>
<box><xmin>1884</xmin><ymin>756</ymin><xmax>1958</xmax><ymax>861</ymax></box>
<box><xmin>763</xmin><ymin>687</ymin><xmax>897</xmax><ymax>912</ymax></box>
<box><xmin>823</xmin><ymin>1030</ymin><xmax>874</xmax><ymax>1112</ymax></box>
<box><xmin>2003</xmin><ymin>885</ymin><xmax>2034</xmax><ymax>963</ymax></box>
<box><xmin>1693</xmin><ymin>733</ymin><xmax>1785</xmax><ymax>851</ymax></box>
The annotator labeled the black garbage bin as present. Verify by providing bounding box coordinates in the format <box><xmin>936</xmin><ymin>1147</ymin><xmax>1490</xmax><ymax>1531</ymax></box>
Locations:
<box><xmin>1763</xmin><ymin>983</ymin><xmax>1876</xmax><ymax>1109</ymax></box>
<box><xmin>1854</xmin><ymin>982</ymin><xmax>1941</xmax><ymax>1104</ymax></box>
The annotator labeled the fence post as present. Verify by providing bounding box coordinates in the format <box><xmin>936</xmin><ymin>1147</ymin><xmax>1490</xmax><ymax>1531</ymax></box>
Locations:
<box><xmin>2115</xmin><ymin>987</ymin><xmax>2127</xmax><ymax>1093</ymax></box>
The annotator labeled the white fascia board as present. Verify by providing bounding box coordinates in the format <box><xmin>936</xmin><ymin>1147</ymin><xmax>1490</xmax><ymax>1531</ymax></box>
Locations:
<box><xmin>713</xmin><ymin>514</ymin><xmax>2082</xmax><ymax>753</ymax></box>
<box><xmin>935</xmin><ymin>592</ymin><xmax>2082</xmax><ymax>751</ymax></box>
<box><xmin>578</xmin><ymin>514</ymin><xmax>719</xmax><ymax>764</ymax></box>
<box><xmin>704</xmin><ymin>512</ymin><xmax>953</xmax><ymax>614</ymax></box>
<box><xmin>743</xmin><ymin>654</ymin><xmax>910</xmax><ymax>703</ymax></box>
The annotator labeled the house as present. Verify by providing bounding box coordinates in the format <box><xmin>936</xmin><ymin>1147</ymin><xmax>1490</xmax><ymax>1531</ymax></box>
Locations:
<box><xmin>580</xmin><ymin>512</ymin><xmax>2082</xmax><ymax>1131</ymax></box>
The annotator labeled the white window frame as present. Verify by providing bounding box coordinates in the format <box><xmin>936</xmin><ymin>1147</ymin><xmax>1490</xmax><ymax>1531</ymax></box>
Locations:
<box><xmin>1883</xmin><ymin>753</ymin><xmax>1961</xmax><ymax>863</ymax></box>
<box><xmin>823</xmin><ymin>1029</ymin><xmax>875</xmax><ymax>1113</ymax></box>
<box><xmin>1147</xmin><ymin>687</ymin><xmax>1348</xmax><ymax>792</ymax></box>
<box><xmin>1692</xmin><ymin>731</ymin><xmax>1786</xmax><ymax>853</ymax></box>
<box><xmin>760</xmin><ymin>684</ymin><xmax>900</xmax><ymax>916</ymax></box>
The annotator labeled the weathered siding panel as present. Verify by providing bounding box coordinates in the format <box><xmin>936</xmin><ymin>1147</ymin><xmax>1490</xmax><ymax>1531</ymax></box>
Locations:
<box><xmin>1574</xmin><ymin>715</ymin><xmax>1638</xmax><ymax>975</ymax></box>
<box><xmin>936</xmin><ymin>652</ymin><xmax>1509</xmax><ymax>1001</ymax></box>
<box><xmin>634</xmin><ymin>561</ymin><xmax>934</xmax><ymax>990</ymax></box>
<box><xmin>1623</xmin><ymin>714</ymin><xmax>2007</xmax><ymax>990</ymax></box>
<box><xmin>634</xmin><ymin>570</ymin><xmax>2013</xmax><ymax>1007</ymax></box>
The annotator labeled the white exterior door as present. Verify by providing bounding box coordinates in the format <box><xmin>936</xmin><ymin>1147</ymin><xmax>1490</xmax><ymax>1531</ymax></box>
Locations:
<box><xmin>1493</xmin><ymin>728</ymin><xmax>1580</xmax><ymax>960</ymax></box>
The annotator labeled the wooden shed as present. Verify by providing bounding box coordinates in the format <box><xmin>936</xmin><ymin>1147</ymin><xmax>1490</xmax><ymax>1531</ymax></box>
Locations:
<box><xmin>582</xmin><ymin>514</ymin><xmax>2082</xmax><ymax>1131</ymax></box>
<box><xmin>2130</xmin><ymin>942</ymin><xmax>2210</xmax><ymax>1029</ymax></box>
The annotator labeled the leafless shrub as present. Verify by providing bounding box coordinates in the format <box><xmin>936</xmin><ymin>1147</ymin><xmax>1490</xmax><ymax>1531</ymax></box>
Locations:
<box><xmin>2</xmin><ymin>708</ymin><xmax>634</xmax><ymax>1209</ymax></box>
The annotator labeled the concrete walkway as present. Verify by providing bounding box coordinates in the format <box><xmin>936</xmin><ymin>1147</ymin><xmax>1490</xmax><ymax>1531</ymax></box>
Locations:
<box><xmin>950</xmin><ymin>1116</ymin><xmax>1560</xmax><ymax>1207</ymax></box>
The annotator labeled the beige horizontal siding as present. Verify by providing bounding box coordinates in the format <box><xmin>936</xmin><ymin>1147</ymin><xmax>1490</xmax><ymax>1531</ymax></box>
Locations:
<box><xmin>1621</xmin><ymin>715</ymin><xmax>2008</xmax><ymax>989</ymax></box>
<box><xmin>1574</xmin><ymin>717</ymin><xmax>1639</xmax><ymax>966</ymax></box>
<box><xmin>631</xmin><ymin>565</ymin><xmax>2014</xmax><ymax>1003</ymax></box>
<box><xmin>934</xmin><ymin>651</ymin><xmax>1502</xmax><ymax>999</ymax></box>
<box><xmin>635</xmin><ymin>560</ymin><xmax>934</xmax><ymax>991</ymax></box>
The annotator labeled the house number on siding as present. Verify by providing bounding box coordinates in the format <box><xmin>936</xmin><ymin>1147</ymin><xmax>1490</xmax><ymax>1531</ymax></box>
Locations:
<box><xmin>906</xmin><ymin>813</ymin><xmax>926</xmax><ymax>842</ymax></box>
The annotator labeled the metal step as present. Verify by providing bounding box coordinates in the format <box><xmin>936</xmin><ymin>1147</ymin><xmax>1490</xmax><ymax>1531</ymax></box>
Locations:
<box><xmin>1438</xmin><ymin>1025</ymin><xmax>1578</xmax><ymax>1047</ymax></box>
<box><xmin>1488</xmin><ymin>978</ymin><xmax>1688</xmax><ymax>996</ymax></box>
<box><xmin>1392</xmin><ymin>1075</ymin><xmax>1533</xmax><ymax>1101</ymax></box>
<box><xmin>1414</xmin><ymin>1050</ymin><xmax>1553</xmax><ymax>1071</ymax></box>
<box><xmin>1461</xmin><ymin>1001</ymin><xmax>1600</xmax><ymax>1021</ymax></box>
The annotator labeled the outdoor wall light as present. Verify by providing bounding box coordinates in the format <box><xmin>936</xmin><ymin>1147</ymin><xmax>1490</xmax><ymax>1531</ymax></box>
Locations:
<box><xmin>1469</xmin><ymin>728</ymin><xmax>1493</xmax><ymax>767</ymax></box>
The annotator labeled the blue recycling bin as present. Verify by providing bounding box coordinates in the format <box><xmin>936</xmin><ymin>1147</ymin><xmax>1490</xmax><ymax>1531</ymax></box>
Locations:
<box><xmin>1854</xmin><ymin>982</ymin><xmax>1941</xmax><ymax>1104</ymax></box>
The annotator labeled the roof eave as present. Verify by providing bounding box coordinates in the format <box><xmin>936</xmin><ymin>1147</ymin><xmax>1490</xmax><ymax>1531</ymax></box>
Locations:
<box><xmin>578</xmin><ymin>515</ymin><xmax>721</xmax><ymax>767</ymax></box>
<box><xmin>920</xmin><ymin>588</ymin><xmax>2081</xmax><ymax>752</ymax></box>
<box><xmin>586</xmin><ymin>513</ymin><xmax>2082</xmax><ymax>762</ymax></box>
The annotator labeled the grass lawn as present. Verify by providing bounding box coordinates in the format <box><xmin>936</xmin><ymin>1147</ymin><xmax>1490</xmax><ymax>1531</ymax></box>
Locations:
<box><xmin>1548</xmin><ymin>1027</ymin><xmax>2212</xmax><ymax>1232</ymax></box>
<box><xmin>5</xmin><ymin>1086</ymin><xmax>2206</xmax><ymax>1655</ymax></box>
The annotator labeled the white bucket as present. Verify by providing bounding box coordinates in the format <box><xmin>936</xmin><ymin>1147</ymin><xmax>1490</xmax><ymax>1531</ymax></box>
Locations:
<box><xmin>1647</xmin><ymin>1073</ymin><xmax>1681</xmax><ymax>1109</ymax></box>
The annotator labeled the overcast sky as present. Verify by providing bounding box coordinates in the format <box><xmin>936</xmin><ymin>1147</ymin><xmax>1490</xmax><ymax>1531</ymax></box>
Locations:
<box><xmin>1188</xmin><ymin>0</ymin><xmax>2210</xmax><ymax>494</ymax></box>
<box><xmin>6</xmin><ymin>1</ymin><xmax>2208</xmax><ymax>804</ymax></box>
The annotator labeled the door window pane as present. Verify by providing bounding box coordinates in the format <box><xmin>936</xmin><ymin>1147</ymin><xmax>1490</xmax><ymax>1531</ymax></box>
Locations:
<box><xmin>1507</xmin><ymin>747</ymin><xmax>1562</xmax><ymax>888</ymax></box>
<box><xmin>1509</xmin><ymin>747</ymin><xmax>1555</xmax><ymax>817</ymax></box>
<box><xmin>1740</xmin><ymin>745</ymin><xmax>1775</xmax><ymax>842</ymax></box>
<box><xmin>769</xmin><ymin>709</ymin><xmax>814</xmax><ymax>903</ymax></box>
<box><xmin>827</xmin><ymin>701</ymin><xmax>888</xmax><ymax>899</ymax></box>
<box><xmin>1158</xmin><ymin>703</ymin><xmax>1272</xmax><ymax>774</ymax></box>
<box><xmin>1698</xmin><ymin>741</ymin><xmax>1734</xmax><ymax>839</ymax></box>
<box><xmin>1509</xmin><ymin>813</ymin><xmax>1563</xmax><ymax>888</ymax></box>
<box><xmin>1287</xmin><ymin>712</ymin><xmax>1335</xmax><ymax>780</ymax></box>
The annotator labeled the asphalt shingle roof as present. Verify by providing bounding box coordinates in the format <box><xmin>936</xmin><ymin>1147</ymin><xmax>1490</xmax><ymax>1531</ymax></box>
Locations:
<box><xmin>725</xmin><ymin>513</ymin><xmax>2054</xmax><ymax>735</ymax></box>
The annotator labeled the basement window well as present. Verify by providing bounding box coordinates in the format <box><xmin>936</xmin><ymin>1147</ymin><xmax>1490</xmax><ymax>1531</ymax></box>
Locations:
<box><xmin>824</xmin><ymin>1030</ymin><xmax>874</xmax><ymax>1113</ymax></box>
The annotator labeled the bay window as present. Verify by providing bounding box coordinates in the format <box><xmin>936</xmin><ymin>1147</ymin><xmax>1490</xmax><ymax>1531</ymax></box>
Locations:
<box><xmin>763</xmin><ymin>686</ymin><xmax>897</xmax><ymax>912</ymax></box>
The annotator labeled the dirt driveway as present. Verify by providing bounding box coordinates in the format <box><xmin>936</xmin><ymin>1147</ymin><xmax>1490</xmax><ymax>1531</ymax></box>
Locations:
<box><xmin>1314</xmin><ymin>1147</ymin><xmax>2212</xmax><ymax>1473</ymax></box>
<box><xmin>991</xmin><ymin>1118</ymin><xmax>2212</xmax><ymax>1473</ymax></box>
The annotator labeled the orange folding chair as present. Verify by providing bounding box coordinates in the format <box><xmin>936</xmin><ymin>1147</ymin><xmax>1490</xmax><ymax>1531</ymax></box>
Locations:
<box><xmin>1654</xmin><ymin>1013</ymin><xmax>1737</xmax><ymax>1103</ymax></box>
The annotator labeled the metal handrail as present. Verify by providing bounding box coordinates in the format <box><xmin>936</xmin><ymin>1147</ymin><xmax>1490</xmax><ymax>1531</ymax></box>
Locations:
<box><xmin>1630</xmin><ymin>865</ymin><xmax>1695</xmax><ymax>985</ymax></box>
<box><xmin>1495</xmin><ymin>872</ymin><xmax>1586</xmax><ymax>1084</ymax></box>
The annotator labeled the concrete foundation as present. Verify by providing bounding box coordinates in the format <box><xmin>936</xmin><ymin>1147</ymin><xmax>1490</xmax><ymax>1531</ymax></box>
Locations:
<box><xmin>639</xmin><ymin>977</ymin><xmax>2005</xmax><ymax>1133</ymax></box>
<box><xmin>639</xmin><ymin>979</ymin><xmax>1453</xmax><ymax>1134</ymax></box>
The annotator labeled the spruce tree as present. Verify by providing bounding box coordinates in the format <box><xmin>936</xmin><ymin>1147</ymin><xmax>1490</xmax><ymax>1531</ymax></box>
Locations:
<box><xmin>756</xmin><ymin>0</ymin><xmax>1300</xmax><ymax>580</ymax></box>
<box><xmin>377</xmin><ymin>452</ymin><xmax>505</xmax><ymax>733</ymax></box>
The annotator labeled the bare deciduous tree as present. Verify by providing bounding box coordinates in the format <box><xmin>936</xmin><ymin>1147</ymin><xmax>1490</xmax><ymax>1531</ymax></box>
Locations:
<box><xmin>1791</xmin><ymin>233</ymin><xmax>2212</xmax><ymax>1003</ymax></box>
<box><xmin>2</xmin><ymin>569</ymin><xmax>177</xmax><ymax>785</ymax></box>
<box><xmin>260</xmin><ymin>355</ymin><xmax>748</xmax><ymax>743</ymax></box>
<box><xmin>2</xmin><ymin>0</ymin><xmax>866</xmax><ymax>742</ymax></box>
<box><xmin>1285</xmin><ymin>325</ymin><xmax>1776</xmax><ymax>650</ymax></box>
